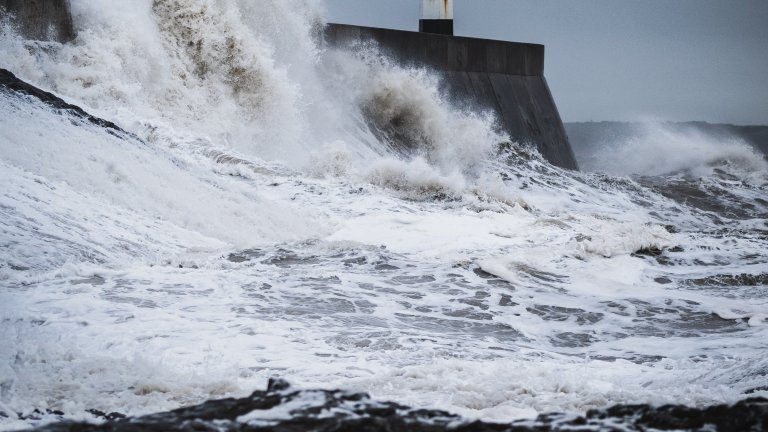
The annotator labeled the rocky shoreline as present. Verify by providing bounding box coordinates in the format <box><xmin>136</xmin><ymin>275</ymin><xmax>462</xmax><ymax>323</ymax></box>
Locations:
<box><xmin>17</xmin><ymin>380</ymin><xmax>767</xmax><ymax>432</ymax></box>
<box><xmin>0</xmin><ymin>68</ymin><xmax>126</xmax><ymax>134</ymax></box>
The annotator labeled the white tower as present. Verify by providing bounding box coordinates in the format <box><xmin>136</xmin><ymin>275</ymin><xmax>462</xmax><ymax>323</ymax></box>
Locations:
<box><xmin>420</xmin><ymin>0</ymin><xmax>454</xmax><ymax>35</ymax></box>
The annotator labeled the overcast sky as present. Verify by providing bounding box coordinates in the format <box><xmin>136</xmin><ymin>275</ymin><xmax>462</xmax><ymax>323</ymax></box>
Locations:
<box><xmin>325</xmin><ymin>0</ymin><xmax>768</xmax><ymax>125</ymax></box>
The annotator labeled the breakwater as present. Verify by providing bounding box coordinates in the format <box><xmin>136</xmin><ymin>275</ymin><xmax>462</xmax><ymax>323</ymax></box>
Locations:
<box><xmin>0</xmin><ymin>2</ymin><xmax>577</xmax><ymax>170</ymax></box>
<box><xmin>325</xmin><ymin>23</ymin><xmax>578</xmax><ymax>170</ymax></box>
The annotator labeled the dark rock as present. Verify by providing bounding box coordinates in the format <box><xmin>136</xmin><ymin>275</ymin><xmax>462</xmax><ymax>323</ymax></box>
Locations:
<box><xmin>664</xmin><ymin>225</ymin><xmax>680</xmax><ymax>234</ymax></box>
<box><xmin>683</xmin><ymin>273</ymin><xmax>768</xmax><ymax>287</ymax></box>
<box><xmin>0</xmin><ymin>68</ymin><xmax>128</xmax><ymax>135</ymax></box>
<box><xmin>633</xmin><ymin>246</ymin><xmax>664</xmax><ymax>256</ymax></box>
<box><xmin>85</xmin><ymin>410</ymin><xmax>126</xmax><ymax>422</ymax></box>
<box><xmin>266</xmin><ymin>378</ymin><xmax>291</xmax><ymax>393</ymax></box>
<box><xmin>27</xmin><ymin>380</ymin><xmax>768</xmax><ymax>432</ymax></box>
<box><xmin>590</xmin><ymin>398</ymin><xmax>768</xmax><ymax>431</ymax></box>
<box><xmin>227</xmin><ymin>249</ymin><xmax>265</xmax><ymax>263</ymax></box>
<box><xmin>17</xmin><ymin>409</ymin><xmax>66</xmax><ymax>421</ymax></box>
<box><xmin>0</xmin><ymin>0</ymin><xmax>75</xmax><ymax>42</ymax></box>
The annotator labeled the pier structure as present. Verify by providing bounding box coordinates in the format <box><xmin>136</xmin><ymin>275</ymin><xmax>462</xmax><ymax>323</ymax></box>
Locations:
<box><xmin>326</xmin><ymin>7</ymin><xmax>578</xmax><ymax>169</ymax></box>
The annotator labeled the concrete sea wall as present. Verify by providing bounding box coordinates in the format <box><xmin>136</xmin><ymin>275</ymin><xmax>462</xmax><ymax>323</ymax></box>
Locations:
<box><xmin>326</xmin><ymin>24</ymin><xmax>578</xmax><ymax>170</ymax></box>
<box><xmin>0</xmin><ymin>0</ymin><xmax>74</xmax><ymax>42</ymax></box>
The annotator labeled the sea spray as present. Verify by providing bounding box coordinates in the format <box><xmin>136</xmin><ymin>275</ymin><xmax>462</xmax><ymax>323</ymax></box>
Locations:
<box><xmin>1</xmin><ymin>1</ymin><xmax>767</xmax><ymax>429</ymax></box>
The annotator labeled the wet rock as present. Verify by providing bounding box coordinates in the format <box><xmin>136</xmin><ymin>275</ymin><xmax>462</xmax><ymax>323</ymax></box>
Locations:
<box><xmin>589</xmin><ymin>398</ymin><xmax>768</xmax><ymax>431</ymax></box>
<box><xmin>664</xmin><ymin>224</ymin><xmax>680</xmax><ymax>234</ymax></box>
<box><xmin>85</xmin><ymin>410</ymin><xmax>126</xmax><ymax>422</ymax></box>
<box><xmin>28</xmin><ymin>381</ymin><xmax>768</xmax><ymax>431</ymax></box>
<box><xmin>498</xmin><ymin>294</ymin><xmax>519</xmax><ymax>307</ymax></box>
<box><xmin>17</xmin><ymin>409</ymin><xmax>65</xmax><ymax>421</ymax></box>
<box><xmin>634</xmin><ymin>246</ymin><xmax>664</xmax><ymax>257</ymax></box>
<box><xmin>0</xmin><ymin>0</ymin><xmax>75</xmax><ymax>42</ymax></box>
<box><xmin>632</xmin><ymin>246</ymin><xmax>681</xmax><ymax>266</ymax></box>
<box><xmin>265</xmin><ymin>378</ymin><xmax>291</xmax><ymax>392</ymax></box>
<box><xmin>0</xmin><ymin>68</ymin><xmax>127</xmax><ymax>134</ymax></box>
<box><xmin>227</xmin><ymin>249</ymin><xmax>265</xmax><ymax>263</ymax></box>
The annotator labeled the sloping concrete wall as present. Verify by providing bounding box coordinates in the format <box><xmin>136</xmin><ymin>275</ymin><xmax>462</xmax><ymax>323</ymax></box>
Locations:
<box><xmin>0</xmin><ymin>0</ymin><xmax>74</xmax><ymax>42</ymax></box>
<box><xmin>326</xmin><ymin>24</ymin><xmax>578</xmax><ymax>170</ymax></box>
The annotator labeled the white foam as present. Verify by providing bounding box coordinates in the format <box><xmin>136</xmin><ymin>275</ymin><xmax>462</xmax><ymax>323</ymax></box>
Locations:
<box><xmin>1</xmin><ymin>0</ymin><xmax>767</xmax><ymax>429</ymax></box>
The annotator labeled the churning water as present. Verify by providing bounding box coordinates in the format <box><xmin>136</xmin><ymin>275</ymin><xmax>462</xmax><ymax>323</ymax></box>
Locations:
<box><xmin>1</xmin><ymin>1</ymin><xmax>766</xmax><ymax>429</ymax></box>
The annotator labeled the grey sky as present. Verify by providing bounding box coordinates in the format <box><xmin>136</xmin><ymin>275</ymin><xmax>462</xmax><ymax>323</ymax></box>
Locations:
<box><xmin>325</xmin><ymin>0</ymin><xmax>768</xmax><ymax>125</ymax></box>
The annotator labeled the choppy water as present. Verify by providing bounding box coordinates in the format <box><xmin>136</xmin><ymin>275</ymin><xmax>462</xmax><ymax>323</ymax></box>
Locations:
<box><xmin>1</xmin><ymin>1</ymin><xmax>767</xmax><ymax>430</ymax></box>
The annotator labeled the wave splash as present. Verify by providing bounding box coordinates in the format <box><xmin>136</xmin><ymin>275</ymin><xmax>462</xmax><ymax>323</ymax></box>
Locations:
<box><xmin>1</xmin><ymin>0</ymin><xmax>767</xmax><ymax>428</ymax></box>
<box><xmin>575</xmin><ymin>121</ymin><xmax>768</xmax><ymax>178</ymax></box>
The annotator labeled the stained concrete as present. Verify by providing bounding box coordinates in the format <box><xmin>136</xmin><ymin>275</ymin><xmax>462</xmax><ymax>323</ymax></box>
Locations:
<box><xmin>0</xmin><ymin>0</ymin><xmax>74</xmax><ymax>42</ymax></box>
<box><xmin>325</xmin><ymin>23</ymin><xmax>578</xmax><ymax>170</ymax></box>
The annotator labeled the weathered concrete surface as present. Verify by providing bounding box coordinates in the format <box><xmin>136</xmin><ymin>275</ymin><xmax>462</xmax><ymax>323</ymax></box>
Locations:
<box><xmin>326</xmin><ymin>23</ymin><xmax>543</xmax><ymax>76</ymax></box>
<box><xmin>444</xmin><ymin>71</ymin><xmax>574</xmax><ymax>169</ymax></box>
<box><xmin>0</xmin><ymin>0</ymin><xmax>74</xmax><ymax>42</ymax></box>
<box><xmin>325</xmin><ymin>24</ymin><xmax>578</xmax><ymax>170</ymax></box>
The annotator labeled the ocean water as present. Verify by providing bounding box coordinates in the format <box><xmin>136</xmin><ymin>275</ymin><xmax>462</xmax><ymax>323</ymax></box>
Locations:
<box><xmin>1</xmin><ymin>1</ymin><xmax>766</xmax><ymax>429</ymax></box>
